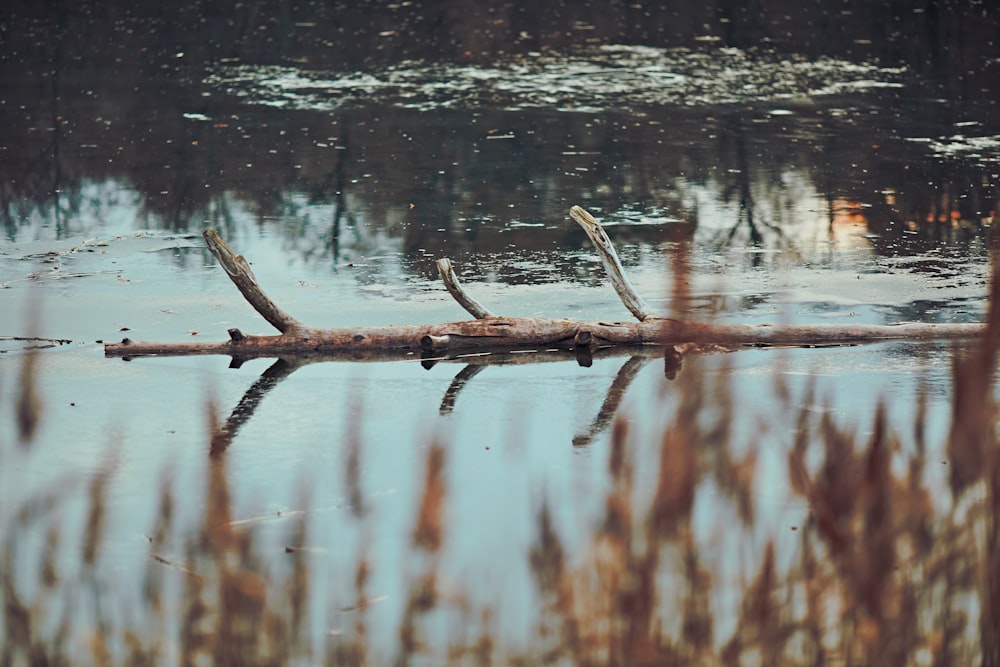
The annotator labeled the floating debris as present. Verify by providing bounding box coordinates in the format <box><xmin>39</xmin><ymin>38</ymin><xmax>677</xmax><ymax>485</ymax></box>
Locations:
<box><xmin>205</xmin><ymin>44</ymin><xmax>906</xmax><ymax>113</ymax></box>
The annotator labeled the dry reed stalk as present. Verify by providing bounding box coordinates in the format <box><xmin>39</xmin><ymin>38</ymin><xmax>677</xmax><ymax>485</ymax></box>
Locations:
<box><xmin>398</xmin><ymin>442</ymin><xmax>449</xmax><ymax>663</ymax></box>
<box><xmin>16</xmin><ymin>345</ymin><xmax>41</xmax><ymax>444</ymax></box>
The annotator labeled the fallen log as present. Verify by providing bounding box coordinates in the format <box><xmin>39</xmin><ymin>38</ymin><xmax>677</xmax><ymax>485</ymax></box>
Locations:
<box><xmin>104</xmin><ymin>206</ymin><xmax>985</xmax><ymax>360</ymax></box>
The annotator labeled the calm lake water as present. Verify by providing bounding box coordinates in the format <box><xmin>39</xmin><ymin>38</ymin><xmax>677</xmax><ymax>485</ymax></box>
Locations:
<box><xmin>3</xmin><ymin>1</ymin><xmax>1000</xmax><ymax>658</ymax></box>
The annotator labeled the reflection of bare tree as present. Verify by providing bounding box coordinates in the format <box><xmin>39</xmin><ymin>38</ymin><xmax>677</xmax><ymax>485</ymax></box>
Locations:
<box><xmin>706</xmin><ymin>116</ymin><xmax>795</xmax><ymax>265</ymax></box>
<box><xmin>2</xmin><ymin>4</ymin><xmax>996</xmax><ymax>272</ymax></box>
<box><xmin>273</xmin><ymin>116</ymin><xmax>366</xmax><ymax>267</ymax></box>
<box><xmin>328</xmin><ymin>120</ymin><xmax>354</xmax><ymax>263</ymax></box>
<box><xmin>0</xmin><ymin>9</ymin><xmax>80</xmax><ymax>234</ymax></box>
<box><xmin>725</xmin><ymin>125</ymin><xmax>765</xmax><ymax>257</ymax></box>
<box><xmin>203</xmin><ymin>194</ymin><xmax>239</xmax><ymax>240</ymax></box>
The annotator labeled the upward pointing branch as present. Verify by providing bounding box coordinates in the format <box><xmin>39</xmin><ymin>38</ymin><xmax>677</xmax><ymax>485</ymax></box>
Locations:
<box><xmin>570</xmin><ymin>206</ymin><xmax>656</xmax><ymax>322</ymax></box>
<box><xmin>203</xmin><ymin>229</ymin><xmax>306</xmax><ymax>334</ymax></box>
<box><xmin>435</xmin><ymin>258</ymin><xmax>496</xmax><ymax>319</ymax></box>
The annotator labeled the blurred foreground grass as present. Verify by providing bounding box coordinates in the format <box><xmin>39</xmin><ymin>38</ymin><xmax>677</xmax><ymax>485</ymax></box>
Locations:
<box><xmin>4</xmin><ymin>292</ymin><xmax>1000</xmax><ymax>665</ymax></box>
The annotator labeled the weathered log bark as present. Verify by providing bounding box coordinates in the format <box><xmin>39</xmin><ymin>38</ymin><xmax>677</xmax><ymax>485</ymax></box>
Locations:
<box><xmin>570</xmin><ymin>205</ymin><xmax>655</xmax><ymax>321</ymax></box>
<box><xmin>203</xmin><ymin>229</ymin><xmax>305</xmax><ymax>334</ymax></box>
<box><xmin>104</xmin><ymin>316</ymin><xmax>984</xmax><ymax>359</ymax></box>
<box><xmin>103</xmin><ymin>207</ymin><xmax>985</xmax><ymax>360</ymax></box>
<box><xmin>435</xmin><ymin>258</ymin><xmax>495</xmax><ymax>319</ymax></box>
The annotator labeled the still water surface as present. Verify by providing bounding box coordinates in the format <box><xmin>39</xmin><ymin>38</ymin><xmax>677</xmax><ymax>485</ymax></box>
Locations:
<box><xmin>2</xmin><ymin>8</ymin><xmax>999</xmax><ymax>653</ymax></box>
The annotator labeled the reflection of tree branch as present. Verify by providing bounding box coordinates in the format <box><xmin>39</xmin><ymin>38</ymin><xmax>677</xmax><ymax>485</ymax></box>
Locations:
<box><xmin>206</xmin><ymin>194</ymin><xmax>237</xmax><ymax>239</ymax></box>
<box><xmin>329</xmin><ymin>120</ymin><xmax>350</xmax><ymax>262</ymax></box>
<box><xmin>438</xmin><ymin>364</ymin><xmax>487</xmax><ymax>415</ymax></box>
<box><xmin>711</xmin><ymin>117</ymin><xmax>799</xmax><ymax>263</ymax></box>
<box><xmin>717</xmin><ymin>120</ymin><xmax>763</xmax><ymax>260</ymax></box>
<box><xmin>210</xmin><ymin>358</ymin><xmax>300</xmax><ymax>458</ymax></box>
<box><xmin>207</xmin><ymin>347</ymin><xmax>678</xmax><ymax>457</ymax></box>
<box><xmin>572</xmin><ymin>355</ymin><xmax>652</xmax><ymax>448</ymax></box>
<box><xmin>735</xmin><ymin>127</ymin><xmax>763</xmax><ymax>251</ymax></box>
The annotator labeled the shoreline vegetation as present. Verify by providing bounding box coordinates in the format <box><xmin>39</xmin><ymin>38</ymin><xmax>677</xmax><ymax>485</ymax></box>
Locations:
<box><xmin>4</xmin><ymin>234</ymin><xmax>1000</xmax><ymax>666</ymax></box>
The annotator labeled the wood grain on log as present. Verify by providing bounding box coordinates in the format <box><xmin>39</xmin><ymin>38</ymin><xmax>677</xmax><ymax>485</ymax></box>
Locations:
<box><xmin>434</xmin><ymin>258</ymin><xmax>495</xmax><ymax>319</ymax></box>
<box><xmin>105</xmin><ymin>317</ymin><xmax>984</xmax><ymax>359</ymax></box>
<box><xmin>570</xmin><ymin>205</ymin><xmax>655</xmax><ymax>321</ymax></box>
<box><xmin>203</xmin><ymin>229</ymin><xmax>306</xmax><ymax>334</ymax></box>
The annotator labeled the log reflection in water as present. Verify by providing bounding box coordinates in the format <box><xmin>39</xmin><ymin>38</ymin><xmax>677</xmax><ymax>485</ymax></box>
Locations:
<box><xmin>572</xmin><ymin>354</ymin><xmax>652</xmax><ymax>448</ymax></box>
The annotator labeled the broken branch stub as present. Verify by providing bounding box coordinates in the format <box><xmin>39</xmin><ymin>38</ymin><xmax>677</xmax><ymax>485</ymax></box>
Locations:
<box><xmin>103</xmin><ymin>207</ymin><xmax>985</xmax><ymax>360</ymax></box>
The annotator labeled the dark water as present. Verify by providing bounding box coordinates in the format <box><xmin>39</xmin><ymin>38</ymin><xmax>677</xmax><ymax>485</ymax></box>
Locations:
<box><xmin>2</xmin><ymin>1</ymin><xmax>1000</xmax><ymax>659</ymax></box>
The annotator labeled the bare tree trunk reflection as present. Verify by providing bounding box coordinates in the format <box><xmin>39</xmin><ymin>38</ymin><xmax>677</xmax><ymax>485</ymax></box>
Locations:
<box><xmin>329</xmin><ymin>120</ymin><xmax>352</xmax><ymax>263</ymax></box>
